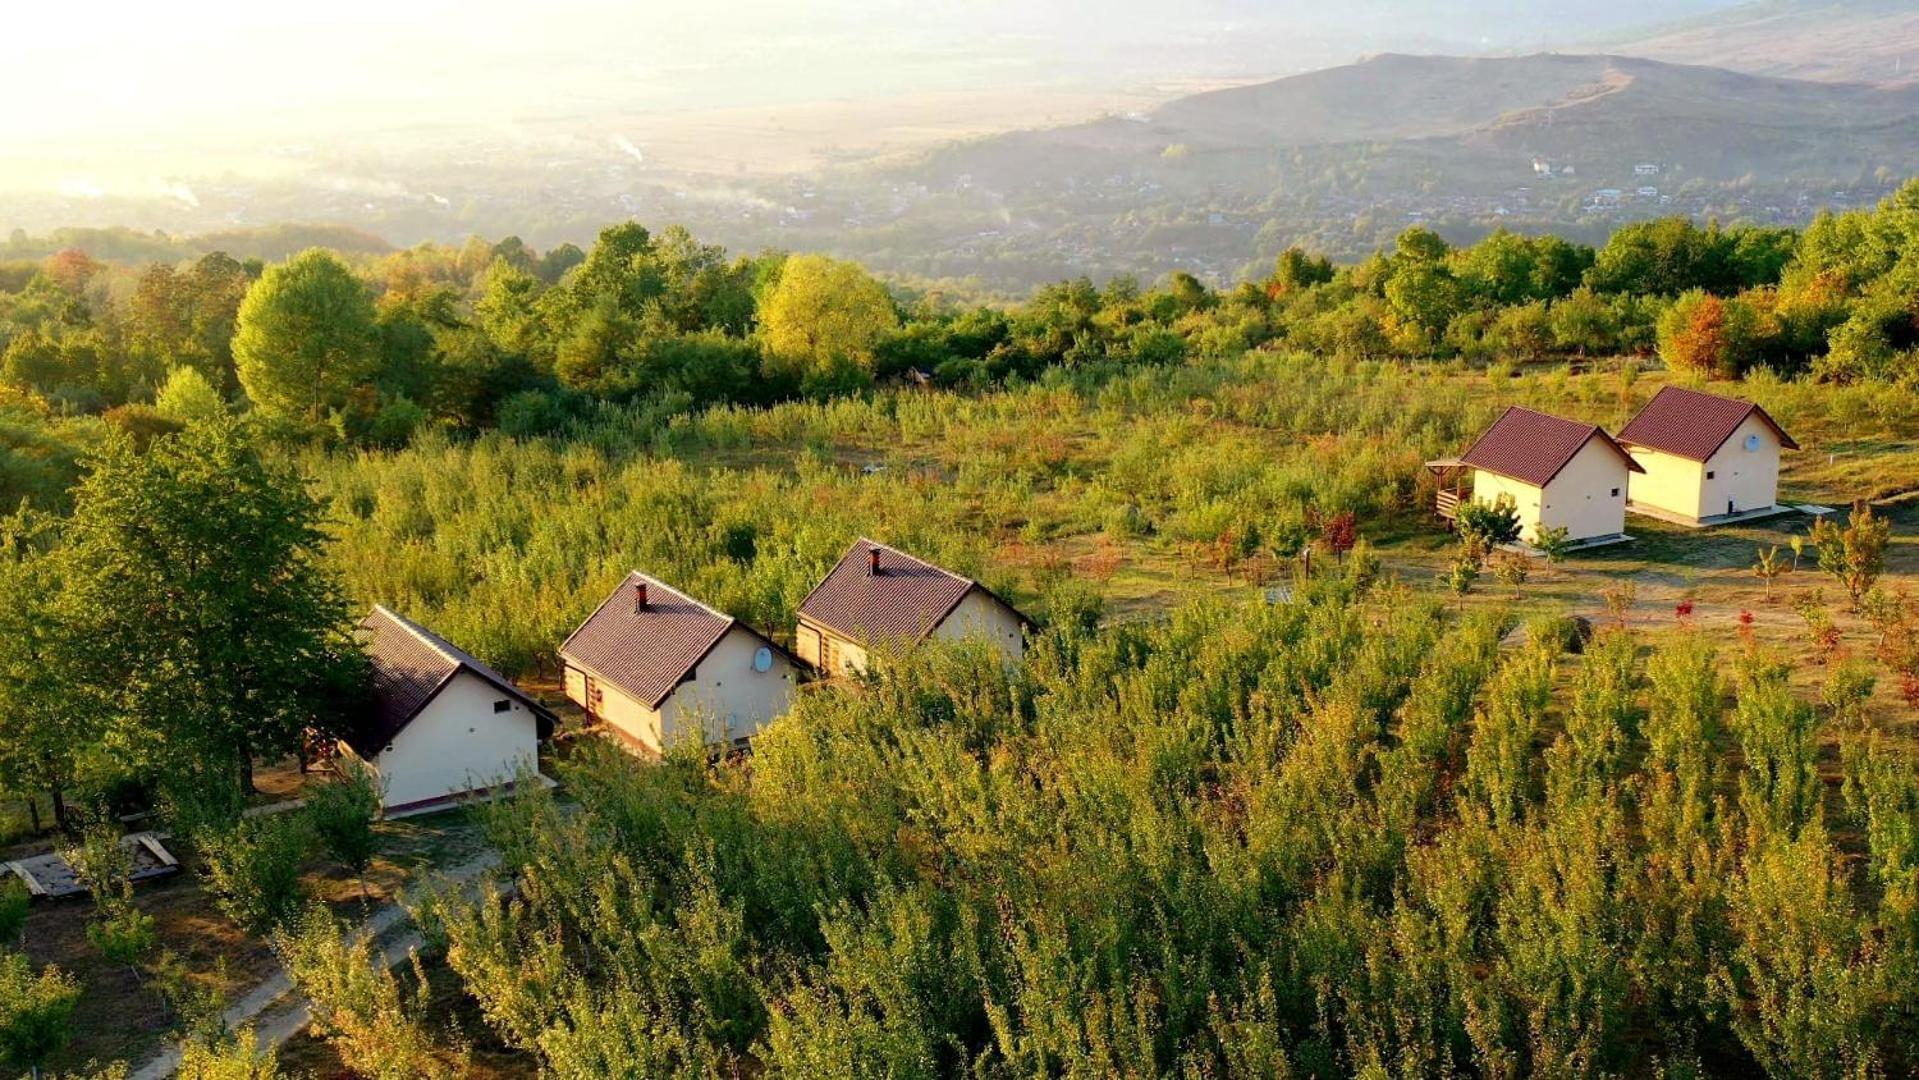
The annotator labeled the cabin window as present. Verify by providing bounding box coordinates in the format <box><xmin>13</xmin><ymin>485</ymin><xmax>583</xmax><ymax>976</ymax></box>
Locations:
<box><xmin>493</xmin><ymin>699</ymin><xmax>512</xmax><ymax>713</ymax></box>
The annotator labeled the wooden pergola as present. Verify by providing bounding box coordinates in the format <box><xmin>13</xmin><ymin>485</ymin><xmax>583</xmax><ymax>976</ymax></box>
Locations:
<box><xmin>1424</xmin><ymin>457</ymin><xmax>1471</xmax><ymax>524</ymax></box>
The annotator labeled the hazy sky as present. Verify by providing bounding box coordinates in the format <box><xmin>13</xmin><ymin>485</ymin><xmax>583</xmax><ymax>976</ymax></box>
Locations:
<box><xmin>2</xmin><ymin>0</ymin><xmax>1737</xmax><ymax>144</ymax></box>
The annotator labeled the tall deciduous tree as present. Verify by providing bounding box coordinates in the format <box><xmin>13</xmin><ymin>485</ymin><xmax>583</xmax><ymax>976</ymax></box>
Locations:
<box><xmin>234</xmin><ymin>249</ymin><xmax>377</xmax><ymax>421</ymax></box>
<box><xmin>758</xmin><ymin>254</ymin><xmax>897</xmax><ymax>386</ymax></box>
<box><xmin>0</xmin><ymin>522</ymin><xmax>90</xmax><ymax>832</ymax></box>
<box><xmin>61</xmin><ymin>417</ymin><xmax>366</xmax><ymax>797</ymax></box>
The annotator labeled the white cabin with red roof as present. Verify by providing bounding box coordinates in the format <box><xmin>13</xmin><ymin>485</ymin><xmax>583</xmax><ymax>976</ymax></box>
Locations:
<box><xmin>1439</xmin><ymin>406</ymin><xmax>1643</xmax><ymax>545</ymax></box>
<box><xmin>347</xmin><ymin>606</ymin><xmax>554</xmax><ymax>815</ymax></box>
<box><xmin>794</xmin><ymin>539</ymin><xmax>1029</xmax><ymax>677</ymax></box>
<box><xmin>1618</xmin><ymin>387</ymin><xmax>1798</xmax><ymax>525</ymax></box>
<box><xmin>559</xmin><ymin>572</ymin><xmax>801</xmax><ymax>756</ymax></box>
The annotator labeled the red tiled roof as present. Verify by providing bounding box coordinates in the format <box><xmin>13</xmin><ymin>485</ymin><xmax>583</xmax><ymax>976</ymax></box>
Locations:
<box><xmin>351</xmin><ymin>606</ymin><xmax>548</xmax><ymax>758</ymax></box>
<box><xmin>1617</xmin><ymin>386</ymin><xmax>1799</xmax><ymax>462</ymax></box>
<box><xmin>1459</xmin><ymin>406</ymin><xmax>1643</xmax><ymax>488</ymax></box>
<box><xmin>559</xmin><ymin>572</ymin><xmax>782</xmax><ymax>709</ymax></box>
<box><xmin>797</xmin><ymin>538</ymin><xmax>1026</xmax><ymax>646</ymax></box>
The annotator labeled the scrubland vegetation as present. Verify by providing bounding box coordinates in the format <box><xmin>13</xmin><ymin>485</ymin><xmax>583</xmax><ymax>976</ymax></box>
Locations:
<box><xmin>282</xmin><ymin>583</ymin><xmax>1919</xmax><ymax>1077</ymax></box>
<box><xmin>0</xmin><ymin>184</ymin><xmax>1917</xmax><ymax>1076</ymax></box>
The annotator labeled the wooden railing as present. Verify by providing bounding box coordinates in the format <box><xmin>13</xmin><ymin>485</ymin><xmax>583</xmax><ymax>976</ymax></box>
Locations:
<box><xmin>1435</xmin><ymin>489</ymin><xmax>1464</xmax><ymax>521</ymax></box>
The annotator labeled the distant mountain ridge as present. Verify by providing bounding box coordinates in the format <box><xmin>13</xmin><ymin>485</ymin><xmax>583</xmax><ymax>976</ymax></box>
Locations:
<box><xmin>898</xmin><ymin>52</ymin><xmax>1919</xmax><ymax>197</ymax></box>
<box><xmin>1610</xmin><ymin>0</ymin><xmax>1919</xmax><ymax>84</ymax></box>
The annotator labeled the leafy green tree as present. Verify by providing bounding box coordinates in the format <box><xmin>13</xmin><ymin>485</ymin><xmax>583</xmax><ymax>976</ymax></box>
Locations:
<box><xmin>0</xmin><ymin>541</ymin><xmax>89</xmax><ymax>832</ymax></box>
<box><xmin>63</xmin><ymin>825</ymin><xmax>131</xmax><ymax>915</ymax></box>
<box><xmin>234</xmin><ymin>249</ymin><xmax>377</xmax><ymax>420</ymax></box>
<box><xmin>1</xmin><ymin>331</ymin><xmax>63</xmax><ymax>395</ymax></box>
<box><xmin>1486</xmin><ymin>300</ymin><xmax>1553</xmax><ymax>361</ymax></box>
<box><xmin>1393</xmin><ymin>226</ymin><xmax>1450</xmax><ymax>264</ymax></box>
<box><xmin>199</xmin><ymin>811</ymin><xmax>311</xmax><ymax>935</ymax></box>
<box><xmin>1815</xmin><ymin>297</ymin><xmax>1917</xmax><ymax>383</ymax></box>
<box><xmin>1456</xmin><ymin>494</ymin><xmax>1522</xmax><ymax>547</ymax></box>
<box><xmin>1810</xmin><ymin>503</ymin><xmax>1891</xmax><ymax>608</ymax></box>
<box><xmin>1714</xmin><ymin>827</ymin><xmax>1882</xmax><ymax>1078</ymax></box>
<box><xmin>1531</xmin><ymin>524</ymin><xmax>1574</xmax><ymax>564</ymax></box>
<box><xmin>1549</xmin><ymin>287</ymin><xmax>1618</xmax><ymax>356</ymax></box>
<box><xmin>88</xmin><ymin>904</ymin><xmax>157</xmax><ymax>982</ymax></box>
<box><xmin>309</xmin><ymin>765</ymin><xmax>382</xmax><ymax>900</ymax></box>
<box><xmin>154</xmin><ymin>365</ymin><xmax>228</xmax><ymax>424</ymax></box>
<box><xmin>0</xmin><ymin>952</ymin><xmax>79</xmax><ymax>1078</ymax></box>
<box><xmin>649</xmin><ymin>226</ymin><xmax>757</xmax><ymax>335</ymax></box>
<box><xmin>277</xmin><ymin>907</ymin><xmax>451</xmax><ymax>1079</ymax></box>
<box><xmin>60</xmin><ymin>418</ymin><xmax>365</xmax><ymax>796</ymax></box>
<box><xmin>1269</xmin><ymin>247</ymin><xmax>1333</xmax><ymax>295</ymax></box>
<box><xmin>759</xmin><ymin>254</ymin><xmax>898</xmax><ymax>387</ymax></box>
<box><xmin>473</xmin><ymin>257</ymin><xmax>547</xmax><ymax>361</ymax></box>
<box><xmin>553</xmin><ymin>294</ymin><xmax>628</xmax><ymax>391</ymax></box>
<box><xmin>1587</xmin><ymin>219</ymin><xmax>1736</xmax><ymax>296</ymax></box>
<box><xmin>1384</xmin><ymin>262</ymin><xmax>1462</xmax><ymax>342</ymax></box>
<box><xmin>550</xmin><ymin>222</ymin><xmax>662</xmax><ymax>325</ymax></box>
<box><xmin>178</xmin><ymin>1022</ymin><xmax>282</xmax><ymax>1079</ymax></box>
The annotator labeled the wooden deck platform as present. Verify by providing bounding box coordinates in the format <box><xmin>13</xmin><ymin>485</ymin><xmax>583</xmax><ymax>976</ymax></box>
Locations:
<box><xmin>5</xmin><ymin>832</ymin><xmax>179</xmax><ymax>899</ymax></box>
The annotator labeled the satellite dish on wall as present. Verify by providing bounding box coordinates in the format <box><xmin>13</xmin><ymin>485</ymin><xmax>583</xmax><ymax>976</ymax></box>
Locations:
<box><xmin>753</xmin><ymin>647</ymin><xmax>773</xmax><ymax>673</ymax></box>
<box><xmin>1744</xmin><ymin>434</ymin><xmax>1762</xmax><ymax>451</ymax></box>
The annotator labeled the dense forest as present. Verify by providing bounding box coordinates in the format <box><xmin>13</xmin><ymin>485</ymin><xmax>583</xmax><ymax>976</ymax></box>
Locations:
<box><xmin>0</xmin><ymin>185</ymin><xmax>1918</xmax><ymax>1076</ymax></box>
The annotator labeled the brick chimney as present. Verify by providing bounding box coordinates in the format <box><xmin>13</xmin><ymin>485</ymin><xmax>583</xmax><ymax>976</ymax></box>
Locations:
<box><xmin>633</xmin><ymin>580</ymin><xmax>648</xmax><ymax>611</ymax></box>
<box><xmin>867</xmin><ymin>548</ymin><xmax>881</xmax><ymax>576</ymax></box>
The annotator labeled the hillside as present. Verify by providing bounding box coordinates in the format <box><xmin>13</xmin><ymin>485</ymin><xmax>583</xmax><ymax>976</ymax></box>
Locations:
<box><xmin>1612</xmin><ymin>0</ymin><xmax>1919</xmax><ymax>85</ymax></box>
<box><xmin>901</xmin><ymin>52</ymin><xmax>1919</xmax><ymax>196</ymax></box>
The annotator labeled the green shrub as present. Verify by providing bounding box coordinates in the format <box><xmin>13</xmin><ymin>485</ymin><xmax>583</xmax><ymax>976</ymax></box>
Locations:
<box><xmin>0</xmin><ymin>951</ymin><xmax>79</xmax><ymax>1076</ymax></box>
<box><xmin>198</xmin><ymin>812</ymin><xmax>311</xmax><ymax>935</ymax></box>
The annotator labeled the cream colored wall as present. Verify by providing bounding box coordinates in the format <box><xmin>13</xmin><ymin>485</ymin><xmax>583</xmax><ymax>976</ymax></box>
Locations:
<box><xmin>832</xmin><ymin>635</ymin><xmax>871</xmax><ymax>676</ymax></box>
<box><xmin>566</xmin><ymin>662</ymin><xmax>665</xmax><ymax>756</ymax></box>
<box><xmin>1626</xmin><ymin>416</ymin><xmax>1783</xmax><ymax>522</ymax></box>
<box><xmin>1470</xmin><ymin>470</ymin><xmax>1544</xmax><ymax>541</ymax></box>
<box><xmin>659</xmin><ymin>626</ymin><xmax>800</xmax><ymax>745</ymax></box>
<box><xmin>1701</xmin><ymin>415</ymin><xmax>1783</xmax><ymax>517</ymax></box>
<box><xmin>1470</xmin><ymin>436</ymin><xmax>1629</xmax><ymax>544</ymax></box>
<box><xmin>930</xmin><ymin>588</ymin><xmax>1026</xmax><ymax>663</ymax></box>
<box><xmin>370</xmin><ymin>670</ymin><xmax>540</xmax><ymax>810</ymax></box>
<box><xmin>1538</xmin><ymin>437</ymin><xmax>1630</xmax><ymax>542</ymax></box>
<box><xmin>1625</xmin><ymin>446</ymin><xmax>1706</xmax><ymax>520</ymax></box>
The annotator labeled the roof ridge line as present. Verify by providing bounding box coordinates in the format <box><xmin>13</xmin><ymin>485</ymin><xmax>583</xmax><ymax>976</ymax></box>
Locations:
<box><xmin>372</xmin><ymin>604</ymin><xmax>464</xmax><ymax>669</ymax></box>
<box><xmin>855</xmin><ymin>537</ymin><xmax>976</xmax><ymax>586</ymax></box>
<box><xmin>626</xmin><ymin>569</ymin><xmax>738</xmax><ymax>628</ymax></box>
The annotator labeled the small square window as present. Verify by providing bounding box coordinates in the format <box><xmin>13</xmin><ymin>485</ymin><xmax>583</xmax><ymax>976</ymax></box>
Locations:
<box><xmin>1611</xmin><ymin>487</ymin><xmax>1620</xmax><ymax>497</ymax></box>
<box><xmin>493</xmin><ymin>699</ymin><xmax>512</xmax><ymax>713</ymax></box>
<box><xmin>1706</xmin><ymin>471</ymin><xmax>1715</xmax><ymax>479</ymax></box>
